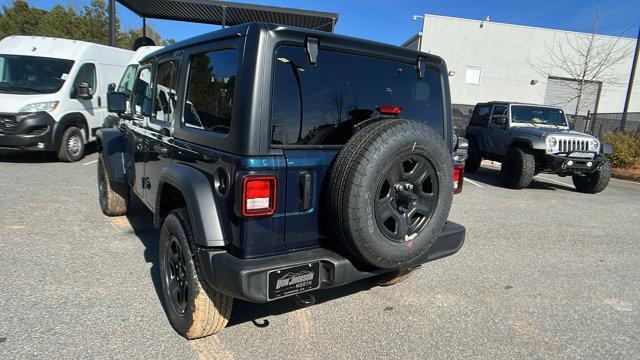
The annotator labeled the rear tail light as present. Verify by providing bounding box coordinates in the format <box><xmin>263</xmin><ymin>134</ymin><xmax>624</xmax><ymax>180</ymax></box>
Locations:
<box><xmin>242</xmin><ymin>176</ymin><xmax>277</xmax><ymax>217</ymax></box>
<box><xmin>453</xmin><ymin>165</ymin><xmax>464</xmax><ymax>194</ymax></box>
<box><xmin>379</xmin><ymin>105</ymin><xmax>403</xmax><ymax>115</ymax></box>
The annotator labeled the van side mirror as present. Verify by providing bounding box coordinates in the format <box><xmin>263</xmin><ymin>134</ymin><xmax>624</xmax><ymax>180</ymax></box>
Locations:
<box><xmin>108</xmin><ymin>92</ymin><xmax>127</xmax><ymax>113</ymax></box>
<box><xmin>107</xmin><ymin>83</ymin><xmax>116</xmax><ymax>93</ymax></box>
<box><xmin>74</xmin><ymin>82</ymin><xmax>93</xmax><ymax>100</ymax></box>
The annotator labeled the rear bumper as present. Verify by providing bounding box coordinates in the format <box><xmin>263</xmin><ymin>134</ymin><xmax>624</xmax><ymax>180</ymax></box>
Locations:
<box><xmin>0</xmin><ymin>112</ymin><xmax>57</xmax><ymax>151</ymax></box>
<box><xmin>198</xmin><ymin>221</ymin><xmax>465</xmax><ymax>303</ymax></box>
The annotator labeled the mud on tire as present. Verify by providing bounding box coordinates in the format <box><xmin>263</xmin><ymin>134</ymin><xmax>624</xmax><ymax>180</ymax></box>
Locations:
<box><xmin>97</xmin><ymin>153</ymin><xmax>129</xmax><ymax>216</ymax></box>
<box><xmin>328</xmin><ymin>119</ymin><xmax>453</xmax><ymax>269</ymax></box>
<box><xmin>159</xmin><ymin>208</ymin><xmax>233</xmax><ymax>339</ymax></box>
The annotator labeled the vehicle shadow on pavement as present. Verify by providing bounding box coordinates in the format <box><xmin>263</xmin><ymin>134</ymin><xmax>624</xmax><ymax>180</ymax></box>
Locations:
<box><xmin>125</xmin><ymin>197</ymin><xmax>164</xmax><ymax>313</ymax></box>
<box><xmin>466</xmin><ymin>166</ymin><xmax>574</xmax><ymax>191</ymax></box>
<box><xmin>124</xmin><ymin>196</ymin><xmax>378</xmax><ymax>330</ymax></box>
<box><xmin>228</xmin><ymin>280</ymin><xmax>376</xmax><ymax>329</ymax></box>
<box><xmin>0</xmin><ymin>143</ymin><xmax>97</xmax><ymax>163</ymax></box>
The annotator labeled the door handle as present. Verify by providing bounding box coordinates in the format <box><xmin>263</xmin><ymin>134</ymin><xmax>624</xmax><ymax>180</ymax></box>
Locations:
<box><xmin>298</xmin><ymin>171</ymin><xmax>312</xmax><ymax>211</ymax></box>
<box><xmin>153</xmin><ymin>143</ymin><xmax>169</xmax><ymax>155</ymax></box>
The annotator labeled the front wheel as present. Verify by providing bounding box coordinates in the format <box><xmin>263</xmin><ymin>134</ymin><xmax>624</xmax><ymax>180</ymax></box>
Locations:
<box><xmin>97</xmin><ymin>153</ymin><xmax>129</xmax><ymax>216</ymax></box>
<box><xmin>159</xmin><ymin>208</ymin><xmax>233</xmax><ymax>339</ymax></box>
<box><xmin>501</xmin><ymin>147</ymin><xmax>535</xmax><ymax>189</ymax></box>
<box><xmin>57</xmin><ymin>126</ymin><xmax>85</xmax><ymax>162</ymax></box>
<box><xmin>572</xmin><ymin>161</ymin><xmax>611</xmax><ymax>193</ymax></box>
<box><xmin>464</xmin><ymin>139</ymin><xmax>482</xmax><ymax>173</ymax></box>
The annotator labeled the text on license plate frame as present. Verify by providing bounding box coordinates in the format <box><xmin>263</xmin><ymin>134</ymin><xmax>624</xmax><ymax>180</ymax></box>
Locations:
<box><xmin>267</xmin><ymin>262</ymin><xmax>320</xmax><ymax>300</ymax></box>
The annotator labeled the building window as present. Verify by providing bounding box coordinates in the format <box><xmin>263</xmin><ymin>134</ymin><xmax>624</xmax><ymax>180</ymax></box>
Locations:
<box><xmin>465</xmin><ymin>67</ymin><xmax>482</xmax><ymax>85</ymax></box>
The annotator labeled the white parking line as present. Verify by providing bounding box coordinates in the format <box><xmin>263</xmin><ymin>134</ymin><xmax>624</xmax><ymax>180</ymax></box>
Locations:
<box><xmin>535</xmin><ymin>175</ymin><xmax>573</xmax><ymax>187</ymax></box>
<box><xmin>82</xmin><ymin>159</ymin><xmax>98</xmax><ymax>166</ymax></box>
<box><xmin>464</xmin><ymin>178</ymin><xmax>484</xmax><ymax>188</ymax></box>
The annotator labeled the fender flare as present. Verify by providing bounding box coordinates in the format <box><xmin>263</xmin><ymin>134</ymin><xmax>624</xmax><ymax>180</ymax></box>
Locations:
<box><xmin>52</xmin><ymin>112</ymin><xmax>89</xmax><ymax>150</ymax></box>
<box><xmin>156</xmin><ymin>163</ymin><xmax>225</xmax><ymax>247</ymax></box>
<box><xmin>95</xmin><ymin>128</ymin><xmax>127</xmax><ymax>183</ymax></box>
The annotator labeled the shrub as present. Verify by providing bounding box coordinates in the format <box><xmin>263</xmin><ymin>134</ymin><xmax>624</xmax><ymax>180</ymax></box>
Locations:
<box><xmin>601</xmin><ymin>131</ymin><xmax>640</xmax><ymax>168</ymax></box>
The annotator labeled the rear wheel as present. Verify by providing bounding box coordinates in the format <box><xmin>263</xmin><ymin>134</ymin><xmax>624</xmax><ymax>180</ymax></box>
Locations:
<box><xmin>57</xmin><ymin>126</ymin><xmax>85</xmax><ymax>162</ymax></box>
<box><xmin>328</xmin><ymin>119</ymin><xmax>453</xmax><ymax>269</ymax></box>
<box><xmin>159</xmin><ymin>208</ymin><xmax>233</xmax><ymax>339</ymax></box>
<box><xmin>501</xmin><ymin>146</ymin><xmax>535</xmax><ymax>189</ymax></box>
<box><xmin>572</xmin><ymin>161</ymin><xmax>611</xmax><ymax>193</ymax></box>
<box><xmin>464</xmin><ymin>139</ymin><xmax>482</xmax><ymax>173</ymax></box>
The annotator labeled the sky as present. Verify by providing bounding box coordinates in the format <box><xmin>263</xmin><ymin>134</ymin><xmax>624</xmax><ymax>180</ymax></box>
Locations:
<box><xmin>2</xmin><ymin>0</ymin><xmax>639</xmax><ymax>45</ymax></box>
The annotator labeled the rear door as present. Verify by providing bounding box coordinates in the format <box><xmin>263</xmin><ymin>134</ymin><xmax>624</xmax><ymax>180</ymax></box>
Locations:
<box><xmin>486</xmin><ymin>104</ymin><xmax>510</xmax><ymax>155</ymax></box>
<box><xmin>270</xmin><ymin>45</ymin><xmax>446</xmax><ymax>250</ymax></box>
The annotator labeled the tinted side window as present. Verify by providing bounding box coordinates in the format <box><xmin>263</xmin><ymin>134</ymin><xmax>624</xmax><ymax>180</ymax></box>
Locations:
<box><xmin>271</xmin><ymin>46</ymin><xmax>443</xmax><ymax>146</ymax></box>
<box><xmin>74</xmin><ymin>63</ymin><xmax>96</xmax><ymax>94</ymax></box>
<box><xmin>184</xmin><ymin>49</ymin><xmax>238</xmax><ymax>134</ymax></box>
<box><xmin>131</xmin><ymin>66</ymin><xmax>152</xmax><ymax>116</ymax></box>
<box><xmin>153</xmin><ymin>61</ymin><xmax>179</xmax><ymax>123</ymax></box>
<box><xmin>470</xmin><ymin>105</ymin><xmax>491</xmax><ymax>127</ymax></box>
<box><xmin>492</xmin><ymin>105</ymin><xmax>508</xmax><ymax>117</ymax></box>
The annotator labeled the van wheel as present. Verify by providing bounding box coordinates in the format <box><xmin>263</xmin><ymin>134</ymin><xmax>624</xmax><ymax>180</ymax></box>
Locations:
<box><xmin>160</xmin><ymin>208</ymin><xmax>233</xmax><ymax>339</ymax></box>
<box><xmin>57</xmin><ymin>126</ymin><xmax>85</xmax><ymax>162</ymax></box>
<box><xmin>373</xmin><ymin>268</ymin><xmax>414</xmax><ymax>286</ymax></box>
<box><xmin>572</xmin><ymin>161</ymin><xmax>611</xmax><ymax>193</ymax></box>
<box><xmin>501</xmin><ymin>146</ymin><xmax>535</xmax><ymax>189</ymax></box>
<box><xmin>97</xmin><ymin>153</ymin><xmax>129</xmax><ymax>216</ymax></box>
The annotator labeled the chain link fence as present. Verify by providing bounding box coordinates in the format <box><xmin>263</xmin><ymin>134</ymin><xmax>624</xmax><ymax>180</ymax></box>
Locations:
<box><xmin>452</xmin><ymin>103</ymin><xmax>640</xmax><ymax>138</ymax></box>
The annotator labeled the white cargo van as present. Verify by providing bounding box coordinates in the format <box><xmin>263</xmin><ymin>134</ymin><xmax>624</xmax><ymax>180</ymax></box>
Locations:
<box><xmin>0</xmin><ymin>36</ymin><xmax>133</xmax><ymax>161</ymax></box>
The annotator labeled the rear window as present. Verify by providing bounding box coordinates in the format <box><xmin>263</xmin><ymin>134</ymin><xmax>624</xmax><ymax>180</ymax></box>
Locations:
<box><xmin>271</xmin><ymin>46</ymin><xmax>444</xmax><ymax>146</ymax></box>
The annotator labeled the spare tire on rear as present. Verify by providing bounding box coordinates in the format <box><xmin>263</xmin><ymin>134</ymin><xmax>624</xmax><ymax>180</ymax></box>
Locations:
<box><xmin>328</xmin><ymin>119</ymin><xmax>453</xmax><ymax>269</ymax></box>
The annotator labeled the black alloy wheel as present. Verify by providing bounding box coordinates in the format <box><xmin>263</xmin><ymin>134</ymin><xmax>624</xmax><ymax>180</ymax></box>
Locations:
<box><xmin>163</xmin><ymin>235</ymin><xmax>189</xmax><ymax>315</ymax></box>
<box><xmin>375</xmin><ymin>154</ymin><xmax>439</xmax><ymax>242</ymax></box>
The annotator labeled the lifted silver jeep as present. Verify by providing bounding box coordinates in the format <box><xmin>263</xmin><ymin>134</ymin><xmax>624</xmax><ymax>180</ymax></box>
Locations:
<box><xmin>464</xmin><ymin>102</ymin><xmax>612</xmax><ymax>193</ymax></box>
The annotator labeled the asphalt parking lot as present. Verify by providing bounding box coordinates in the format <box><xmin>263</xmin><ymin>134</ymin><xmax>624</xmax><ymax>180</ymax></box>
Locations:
<box><xmin>1</xmin><ymin>149</ymin><xmax>639</xmax><ymax>359</ymax></box>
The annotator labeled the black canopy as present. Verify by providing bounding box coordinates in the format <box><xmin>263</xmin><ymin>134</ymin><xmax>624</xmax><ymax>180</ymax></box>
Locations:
<box><xmin>116</xmin><ymin>0</ymin><xmax>338</xmax><ymax>31</ymax></box>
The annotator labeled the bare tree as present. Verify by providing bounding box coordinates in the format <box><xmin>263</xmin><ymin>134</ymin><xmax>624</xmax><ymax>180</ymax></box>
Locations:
<box><xmin>529</xmin><ymin>14</ymin><xmax>634</xmax><ymax>116</ymax></box>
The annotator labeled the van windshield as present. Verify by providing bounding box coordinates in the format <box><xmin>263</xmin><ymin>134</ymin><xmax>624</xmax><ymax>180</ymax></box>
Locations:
<box><xmin>0</xmin><ymin>54</ymin><xmax>74</xmax><ymax>94</ymax></box>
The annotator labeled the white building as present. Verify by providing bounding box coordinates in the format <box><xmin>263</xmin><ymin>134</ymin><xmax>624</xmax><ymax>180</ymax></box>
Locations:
<box><xmin>404</xmin><ymin>15</ymin><xmax>639</xmax><ymax>115</ymax></box>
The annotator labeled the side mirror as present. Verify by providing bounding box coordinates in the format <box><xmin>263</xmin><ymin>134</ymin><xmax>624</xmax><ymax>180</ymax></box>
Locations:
<box><xmin>107</xmin><ymin>92</ymin><xmax>127</xmax><ymax>113</ymax></box>
<box><xmin>107</xmin><ymin>83</ymin><xmax>116</xmax><ymax>93</ymax></box>
<box><xmin>74</xmin><ymin>82</ymin><xmax>93</xmax><ymax>100</ymax></box>
<box><xmin>567</xmin><ymin>121</ymin><xmax>575</xmax><ymax>130</ymax></box>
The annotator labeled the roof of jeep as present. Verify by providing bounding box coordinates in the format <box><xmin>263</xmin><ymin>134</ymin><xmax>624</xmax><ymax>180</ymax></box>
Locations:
<box><xmin>476</xmin><ymin>101</ymin><xmax>563</xmax><ymax>110</ymax></box>
<box><xmin>141</xmin><ymin>22</ymin><xmax>444</xmax><ymax>65</ymax></box>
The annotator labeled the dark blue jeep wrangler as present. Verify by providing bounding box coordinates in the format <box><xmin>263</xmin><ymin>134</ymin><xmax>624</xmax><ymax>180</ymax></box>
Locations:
<box><xmin>98</xmin><ymin>23</ymin><xmax>467</xmax><ymax>339</ymax></box>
